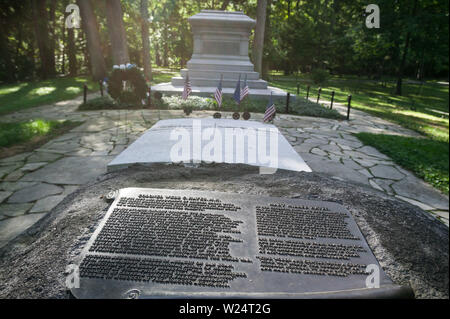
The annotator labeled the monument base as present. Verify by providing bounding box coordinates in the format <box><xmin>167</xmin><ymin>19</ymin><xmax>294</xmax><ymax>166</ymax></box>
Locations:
<box><xmin>151</xmin><ymin>82</ymin><xmax>294</xmax><ymax>101</ymax></box>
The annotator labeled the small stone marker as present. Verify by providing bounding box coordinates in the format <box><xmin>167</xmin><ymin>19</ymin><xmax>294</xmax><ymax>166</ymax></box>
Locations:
<box><xmin>71</xmin><ymin>188</ymin><xmax>412</xmax><ymax>298</ymax></box>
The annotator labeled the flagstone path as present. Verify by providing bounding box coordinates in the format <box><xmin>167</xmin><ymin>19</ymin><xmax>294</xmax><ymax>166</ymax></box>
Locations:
<box><xmin>0</xmin><ymin>93</ymin><xmax>448</xmax><ymax>248</ymax></box>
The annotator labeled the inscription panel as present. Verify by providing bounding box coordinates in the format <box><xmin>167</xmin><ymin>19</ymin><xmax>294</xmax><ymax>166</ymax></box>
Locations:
<box><xmin>202</xmin><ymin>40</ymin><xmax>240</xmax><ymax>55</ymax></box>
<box><xmin>72</xmin><ymin>188</ymin><xmax>399</xmax><ymax>298</ymax></box>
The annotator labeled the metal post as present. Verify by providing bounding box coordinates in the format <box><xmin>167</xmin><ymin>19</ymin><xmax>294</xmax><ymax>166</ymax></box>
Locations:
<box><xmin>296</xmin><ymin>83</ymin><xmax>300</xmax><ymax>95</ymax></box>
<box><xmin>83</xmin><ymin>84</ymin><xmax>87</xmax><ymax>104</ymax></box>
<box><xmin>317</xmin><ymin>87</ymin><xmax>322</xmax><ymax>104</ymax></box>
<box><xmin>330</xmin><ymin>91</ymin><xmax>335</xmax><ymax>109</ymax></box>
<box><xmin>306</xmin><ymin>85</ymin><xmax>310</xmax><ymax>100</ymax></box>
<box><xmin>347</xmin><ymin>95</ymin><xmax>352</xmax><ymax>120</ymax></box>
<box><xmin>285</xmin><ymin>92</ymin><xmax>290</xmax><ymax>114</ymax></box>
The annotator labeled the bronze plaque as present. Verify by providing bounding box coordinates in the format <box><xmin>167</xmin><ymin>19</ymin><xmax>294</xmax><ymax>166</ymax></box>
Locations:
<box><xmin>71</xmin><ymin>188</ymin><xmax>408</xmax><ymax>298</ymax></box>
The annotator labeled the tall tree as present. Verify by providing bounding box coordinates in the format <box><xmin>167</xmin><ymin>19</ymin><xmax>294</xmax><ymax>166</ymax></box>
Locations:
<box><xmin>395</xmin><ymin>0</ymin><xmax>418</xmax><ymax>95</ymax></box>
<box><xmin>66</xmin><ymin>16</ymin><xmax>77</xmax><ymax>75</ymax></box>
<box><xmin>140</xmin><ymin>0</ymin><xmax>152</xmax><ymax>80</ymax></box>
<box><xmin>252</xmin><ymin>0</ymin><xmax>267</xmax><ymax>75</ymax></box>
<box><xmin>77</xmin><ymin>0</ymin><xmax>106</xmax><ymax>80</ymax></box>
<box><xmin>32</xmin><ymin>0</ymin><xmax>56</xmax><ymax>78</ymax></box>
<box><xmin>105</xmin><ymin>0</ymin><xmax>130</xmax><ymax>65</ymax></box>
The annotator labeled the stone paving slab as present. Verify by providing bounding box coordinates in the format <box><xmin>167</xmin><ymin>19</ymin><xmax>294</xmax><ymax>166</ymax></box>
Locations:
<box><xmin>0</xmin><ymin>213</ymin><xmax>46</xmax><ymax>248</ymax></box>
<box><xmin>7</xmin><ymin>183</ymin><xmax>63</xmax><ymax>203</ymax></box>
<box><xmin>21</xmin><ymin>156</ymin><xmax>114</xmax><ymax>185</ymax></box>
<box><xmin>0</xmin><ymin>191</ymin><xmax>12</xmax><ymax>204</ymax></box>
<box><xmin>30</xmin><ymin>195</ymin><xmax>65</xmax><ymax>213</ymax></box>
<box><xmin>0</xmin><ymin>203</ymin><xmax>33</xmax><ymax>217</ymax></box>
<box><xmin>0</xmin><ymin>92</ymin><xmax>448</xmax><ymax>247</ymax></box>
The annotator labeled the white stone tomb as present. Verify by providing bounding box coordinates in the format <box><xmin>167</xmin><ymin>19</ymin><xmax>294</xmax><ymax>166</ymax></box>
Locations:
<box><xmin>107</xmin><ymin>118</ymin><xmax>311</xmax><ymax>173</ymax></box>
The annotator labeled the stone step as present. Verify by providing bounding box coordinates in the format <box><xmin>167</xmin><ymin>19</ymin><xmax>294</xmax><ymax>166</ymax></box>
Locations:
<box><xmin>180</xmin><ymin>69</ymin><xmax>261</xmax><ymax>81</ymax></box>
<box><xmin>171</xmin><ymin>76</ymin><xmax>268</xmax><ymax>89</ymax></box>
<box><xmin>187</xmin><ymin>59</ymin><xmax>255</xmax><ymax>72</ymax></box>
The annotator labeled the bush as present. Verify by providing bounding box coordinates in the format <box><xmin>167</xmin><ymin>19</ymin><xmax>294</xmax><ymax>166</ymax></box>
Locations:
<box><xmin>160</xmin><ymin>95</ymin><xmax>215</xmax><ymax>110</ymax></box>
<box><xmin>78</xmin><ymin>96</ymin><xmax>116</xmax><ymax>110</ymax></box>
<box><xmin>310</xmin><ymin>69</ymin><xmax>330</xmax><ymax>85</ymax></box>
<box><xmin>292</xmin><ymin>99</ymin><xmax>345</xmax><ymax>119</ymax></box>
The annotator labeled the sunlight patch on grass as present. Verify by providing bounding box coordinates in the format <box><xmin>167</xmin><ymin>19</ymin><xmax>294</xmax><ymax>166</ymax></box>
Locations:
<box><xmin>0</xmin><ymin>119</ymin><xmax>71</xmax><ymax>148</ymax></box>
<box><xmin>32</xmin><ymin>86</ymin><xmax>57</xmax><ymax>96</ymax></box>
<box><xmin>65</xmin><ymin>86</ymin><xmax>81</xmax><ymax>94</ymax></box>
<box><xmin>0</xmin><ymin>84</ymin><xmax>26</xmax><ymax>94</ymax></box>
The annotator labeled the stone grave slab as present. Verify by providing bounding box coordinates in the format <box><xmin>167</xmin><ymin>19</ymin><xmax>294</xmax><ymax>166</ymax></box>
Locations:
<box><xmin>71</xmin><ymin>188</ymin><xmax>411</xmax><ymax>299</ymax></box>
<box><xmin>107</xmin><ymin>118</ymin><xmax>312</xmax><ymax>173</ymax></box>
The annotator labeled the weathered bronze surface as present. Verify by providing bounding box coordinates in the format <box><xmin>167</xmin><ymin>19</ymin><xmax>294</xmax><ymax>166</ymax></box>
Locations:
<box><xmin>71</xmin><ymin>188</ymin><xmax>408</xmax><ymax>298</ymax></box>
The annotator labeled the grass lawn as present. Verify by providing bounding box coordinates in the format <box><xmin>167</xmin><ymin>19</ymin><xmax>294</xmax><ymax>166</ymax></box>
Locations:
<box><xmin>269</xmin><ymin>73</ymin><xmax>449</xmax><ymax>142</ymax></box>
<box><xmin>355</xmin><ymin>132</ymin><xmax>449</xmax><ymax>194</ymax></box>
<box><xmin>0</xmin><ymin>69</ymin><xmax>177</xmax><ymax>117</ymax></box>
<box><xmin>0</xmin><ymin>119</ymin><xmax>81</xmax><ymax>159</ymax></box>
<box><xmin>0</xmin><ymin>76</ymin><xmax>98</xmax><ymax>116</ymax></box>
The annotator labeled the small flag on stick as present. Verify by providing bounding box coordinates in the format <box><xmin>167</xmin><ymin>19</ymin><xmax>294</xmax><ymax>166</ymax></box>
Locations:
<box><xmin>263</xmin><ymin>92</ymin><xmax>276</xmax><ymax>122</ymax></box>
<box><xmin>214</xmin><ymin>74</ymin><xmax>223</xmax><ymax>108</ymax></box>
<box><xmin>240</xmin><ymin>74</ymin><xmax>249</xmax><ymax>102</ymax></box>
<box><xmin>182</xmin><ymin>73</ymin><xmax>192</xmax><ymax>100</ymax></box>
<box><xmin>233</xmin><ymin>74</ymin><xmax>241</xmax><ymax>105</ymax></box>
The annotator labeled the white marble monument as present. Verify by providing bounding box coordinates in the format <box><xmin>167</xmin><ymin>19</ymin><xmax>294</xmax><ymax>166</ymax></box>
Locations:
<box><xmin>171</xmin><ymin>10</ymin><xmax>267</xmax><ymax>89</ymax></box>
<box><xmin>152</xmin><ymin>10</ymin><xmax>291</xmax><ymax>99</ymax></box>
<box><xmin>108</xmin><ymin>118</ymin><xmax>311</xmax><ymax>173</ymax></box>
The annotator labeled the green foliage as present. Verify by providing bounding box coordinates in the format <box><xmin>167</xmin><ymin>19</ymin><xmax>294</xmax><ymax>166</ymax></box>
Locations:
<box><xmin>78</xmin><ymin>96</ymin><xmax>116</xmax><ymax>111</ymax></box>
<box><xmin>355</xmin><ymin>133</ymin><xmax>449</xmax><ymax>194</ymax></box>
<box><xmin>0</xmin><ymin>119</ymin><xmax>77</xmax><ymax>148</ymax></box>
<box><xmin>1</xmin><ymin>0</ymin><xmax>448</xmax><ymax>84</ymax></box>
<box><xmin>310</xmin><ymin>69</ymin><xmax>330</xmax><ymax>85</ymax></box>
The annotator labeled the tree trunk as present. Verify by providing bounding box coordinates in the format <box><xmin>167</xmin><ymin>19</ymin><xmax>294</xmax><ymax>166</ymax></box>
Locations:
<box><xmin>77</xmin><ymin>0</ymin><xmax>107</xmax><ymax>80</ymax></box>
<box><xmin>395</xmin><ymin>0</ymin><xmax>418</xmax><ymax>95</ymax></box>
<box><xmin>162</xmin><ymin>27</ymin><xmax>169</xmax><ymax>67</ymax></box>
<box><xmin>32</xmin><ymin>0</ymin><xmax>56</xmax><ymax>78</ymax></box>
<box><xmin>140</xmin><ymin>0</ymin><xmax>152</xmax><ymax>80</ymax></box>
<box><xmin>0</xmin><ymin>28</ymin><xmax>15</xmax><ymax>82</ymax></box>
<box><xmin>67</xmin><ymin>19</ymin><xmax>77</xmax><ymax>76</ymax></box>
<box><xmin>48</xmin><ymin>0</ymin><xmax>57</xmax><ymax>73</ymax></box>
<box><xmin>155</xmin><ymin>42</ymin><xmax>161</xmax><ymax>66</ymax></box>
<box><xmin>105</xmin><ymin>0</ymin><xmax>130</xmax><ymax>65</ymax></box>
<box><xmin>261</xmin><ymin>0</ymin><xmax>271</xmax><ymax>79</ymax></box>
<box><xmin>220</xmin><ymin>0</ymin><xmax>230</xmax><ymax>10</ymax></box>
<box><xmin>252</xmin><ymin>0</ymin><xmax>267</xmax><ymax>75</ymax></box>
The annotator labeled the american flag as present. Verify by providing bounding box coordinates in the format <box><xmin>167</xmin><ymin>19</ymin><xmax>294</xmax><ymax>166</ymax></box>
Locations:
<box><xmin>263</xmin><ymin>92</ymin><xmax>276</xmax><ymax>122</ymax></box>
<box><xmin>233</xmin><ymin>74</ymin><xmax>241</xmax><ymax>105</ymax></box>
<box><xmin>182</xmin><ymin>73</ymin><xmax>192</xmax><ymax>100</ymax></box>
<box><xmin>214</xmin><ymin>75</ymin><xmax>223</xmax><ymax>108</ymax></box>
<box><xmin>240</xmin><ymin>74</ymin><xmax>249</xmax><ymax>101</ymax></box>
